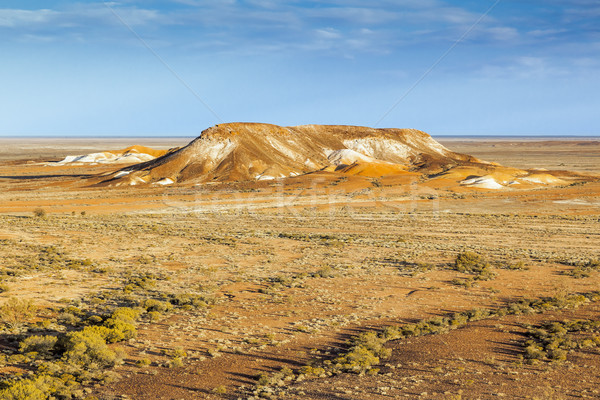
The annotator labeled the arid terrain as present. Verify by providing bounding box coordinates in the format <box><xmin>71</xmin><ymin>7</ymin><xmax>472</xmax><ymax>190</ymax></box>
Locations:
<box><xmin>1</xmin><ymin>126</ymin><xmax>600</xmax><ymax>400</ymax></box>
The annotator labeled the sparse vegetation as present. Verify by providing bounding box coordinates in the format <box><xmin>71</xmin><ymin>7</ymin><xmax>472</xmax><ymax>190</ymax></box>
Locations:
<box><xmin>0</xmin><ymin>298</ymin><xmax>37</xmax><ymax>332</ymax></box>
<box><xmin>250</xmin><ymin>291</ymin><xmax>598</xmax><ymax>398</ymax></box>
<box><xmin>453</xmin><ymin>251</ymin><xmax>496</xmax><ymax>282</ymax></box>
<box><xmin>497</xmin><ymin>260</ymin><xmax>529</xmax><ymax>270</ymax></box>
<box><xmin>19</xmin><ymin>335</ymin><xmax>58</xmax><ymax>357</ymax></box>
<box><xmin>1</xmin><ymin>162</ymin><xmax>599</xmax><ymax>400</ymax></box>
<box><xmin>136</xmin><ymin>358</ymin><xmax>152</xmax><ymax>368</ymax></box>
<box><xmin>394</xmin><ymin>260</ymin><xmax>436</xmax><ymax>276</ymax></box>
<box><xmin>32</xmin><ymin>208</ymin><xmax>46</xmax><ymax>218</ymax></box>
<box><xmin>523</xmin><ymin>319</ymin><xmax>600</xmax><ymax>363</ymax></box>
<box><xmin>561</xmin><ymin>259</ymin><xmax>600</xmax><ymax>278</ymax></box>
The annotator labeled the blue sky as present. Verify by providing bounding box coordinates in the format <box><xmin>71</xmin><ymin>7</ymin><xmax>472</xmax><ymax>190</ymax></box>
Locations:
<box><xmin>1</xmin><ymin>1</ymin><xmax>599</xmax><ymax>136</ymax></box>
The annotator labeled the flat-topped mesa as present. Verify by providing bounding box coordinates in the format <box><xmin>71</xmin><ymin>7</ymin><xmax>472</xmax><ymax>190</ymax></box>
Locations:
<box><xmin>99</xmin><ymin>123</ymin><xmax>485</xmax><ymax>186</ymax></box>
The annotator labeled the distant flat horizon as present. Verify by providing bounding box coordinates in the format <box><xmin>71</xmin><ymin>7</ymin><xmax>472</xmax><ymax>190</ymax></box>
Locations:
<box><xmin>1</xmin><ymin>134</ymin><xmax>599</xmax><ymax>140</ymax></box>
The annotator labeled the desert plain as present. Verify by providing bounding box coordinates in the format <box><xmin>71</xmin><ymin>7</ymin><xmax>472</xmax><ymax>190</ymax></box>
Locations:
<box><xmin>1</xmin><ymin>128</ymin><xmax>600</xmax><ymax>400</ymax></box>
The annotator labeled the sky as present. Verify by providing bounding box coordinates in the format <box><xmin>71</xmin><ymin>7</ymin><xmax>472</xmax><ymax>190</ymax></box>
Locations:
<box><xmin>1</xmin><ymin>1</ymin><xmax>599</xmax><ymax>137</ymax></box>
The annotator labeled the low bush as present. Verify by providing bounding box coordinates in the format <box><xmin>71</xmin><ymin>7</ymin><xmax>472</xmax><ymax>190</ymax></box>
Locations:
<box><xmin>500</xmin><ymin>261</ymin><xmax>529</xmax><ymax>271</ymax></box>
<box><xmin>564</xmin><ymin>259</ymin><xmax>600</xmax><ymax>278</ymax></box>
<box><xmin>32</xmin><ymin>208</ymin><xmax>46</xmax><ymax>219</ymax></box>
<box><xmin>169</xmin><ymin>292</ymin><xmax>217</xmax><ymax>308</ymax></box>
<box><xmin>101</xmin><ymin>307</ymin><xmax>141</xmax><ymax>342</ymax></box>
<box><xmin>333</xmin><ymin>331</ymin><xmax>390</xmax><ymax>374</ymax></box>
<box><xmin>0</xmin><ymin>298</ymin><xmax>37</xmax><ymax>331</ymax></box>
<box><xmin>142</xmin><ymin>299</ymin><xmax>172</xmax><ymax>313</ymax></box>
<box><xmin>0</xmin><ymin>374</ymin><xmax>73</xmax><ymax>400</ymax></box>
<box><xmin>136</xmin><ymin>358</ymin><xmax>152</xmax><ymax>368</ymax></box>
<box><xmin>453</xmin><ymin>251</ymin><xmax>496</xmax><ymax>281</ymax></box>
<box><xmin>61</xmin><ymin>329</ymin><xmax>118</xmax><ymax>369</ymax></box>
<box><xmin>395</xmin><ymin>260</ymin><xmax>435</xmax><ymax>276</ymax></box>
<box><xmin>312</xmin><ymin>266</ymin><xmax>336</xmax><ymax>278</ymax></box>
<box><xmin>19</xmin><ymin>335</ymin><xmax>58</xmax><ymax>358</ymax></box>
<box><xmin>523</xmin><ymin>319</ymin><xmax>600</xmax><ymax>363</ymax></box>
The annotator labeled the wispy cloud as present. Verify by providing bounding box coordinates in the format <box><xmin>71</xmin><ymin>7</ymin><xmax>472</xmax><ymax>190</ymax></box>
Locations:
<box><xmin>477</xmin><ymin>56</ymin><xmax>573</xmax><ymax>79</ymax></box>
<box><xmin>0</xmin><ymin>4</ymin><xmax>161</xmax><ymax>32</ymax></box>
<box><xmin>2</xmin><ymin>1</ymin><xmax>600</xmax><ymax>136</ymax></box>
<box><xmin>0</xmin><ymin>1</ymin><xmax>519</xmax><ymax>54</ymax></box>
<box><xmin>0</xmin><ymin>8</ymin><xmax>58</xmax><ymax>27</ymax></box>
<box><xmin>1</xmin><ymin>2</ymin><xmax>598</xmax><ymax>76</ymax></box>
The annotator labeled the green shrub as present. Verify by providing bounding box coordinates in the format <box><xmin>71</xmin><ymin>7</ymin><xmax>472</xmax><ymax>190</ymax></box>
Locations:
<box><xmin>525</xmin><ymin>344</ymin><xmax>545</xmax><ymax>360</ymax></box>
<box><xmin>125</xmin><ymin>273</ymin><xmax>159</xmax><ymax>290</ymax></box>
<box><xmin>0</xmin><ymin>298</ymin><xmax>37</xmax><ymax>331</ymax></box>
<box><xmin>381</xmin><ymin>326</ymin><xmax>402</xmax><ymax>341</ymax></box>
<box><xmin>169</xmin><ymin>357</ymin><xmax>184</xmax><ymax>368</ymax></box>
<box><xmin>333</xmin><ymin>331</ymin><xmax>391</xmax><ymax>373</ymax></box>
<box><xmin>0</xmin><ymin>376</ymin><xmax>54</xmax><ymax>400</ymax></box>
<box><xmin>108</xmin><ymin>307</ymin><xmax>141</xmax><ymax>324</ymax></box>
<box><xmin>171</xmin><ymin>347</ymin><xmax>187</xmax><ymax>358</ymax></box>
<box><xmin>32</xmin><ymin>208</ymin><xmax>46</xmax><ymax>219</ymax></box>
<box><xmin>255</xmin><ymin>373</ymin><xmax>272</xmax><ymax>386</ymax></box>
<box><xmin>312</xmin><ymin>266</ymin><xmax>336</xmax><ymax>278</ymax></box>
<box><xmin>1</xmin><ymin>301</ymin><xmax>147</xmax><ymax>400</ymax></box>
<box><xmin>0</xmin><ymin>374</ymin><xmax>78</xmax><ymax>400</ymax></box>
<box><xmin>454</xmin><ymin>251</ymin><xmax>484</xmax><ymax>272</ymax></box>
<box><xmin>80</xmin><ymin>325</ymin><xmax>126</xmax><ymax>344</ymax></box>
<box><xmin>170</xmin><ymin>293</ymin><xmax>210</xmax><ymax>308</ymax></box>
<box><xmin>99</xmin><ymin>307</ymin><xmax>140</xmax><ymax>342</ymax></box>
<box><xmin>86</xmin><ymin>315</ymin><xmax>103</xmax><ymax>325</ymax></box>
<box><xmin>213</xmin><ymin>385</ymin><xmax>227</xmax><ymax>395</ymax></box>
<box><xmin>561</xmin><ymin>259</ymin><xmax>600</xmax><ymax>278</ymax></box>
<box><xmin>102</xmin><ymin>320</ymin><xmax>136</xmax><ymax>342</ymax></box>
<box><xmin>57</xmin><ymin>312</ymin><xmax>81</xmax><ymax>327</ymax></box>
<box><xmin>502</xmin><ymin>261</ymin><xmax>529</xmax><ymax>271</ymax></box>
<box><xmin>136</xmin><ymin>358</ymin><xmax>152</xmax><ymax>368</ymax></box>
<box><xmin>451</xmin><ymin>277</ymin><xmax>475</xmax><ymax>288</ymax></box>
<box><xmin>453</xmin><ymin>251</ymin><xmax>496</xmax><ymax>281</ymax></box>
<box><xmin>147</xmin><ymin>311</ymin><xmax>161</xmax><ymax>322</ymax></box>
<box><xmin>522</xmin><ymin>318</ymin><xmax>600</xmax><ymax>363</ymax></box>
<box><xmin>62</xmin><ymin>329</ymin><xmax>117</xmax><ymax>369</ymax></box>
<box><xmin>568</xmin><ymin>267</ymin><xmax>591</xmax><ymax>278</ymax></box>
<box><xmin>19</xmin><ymin>335</ymin><xmax>58</xmax><ymax>358</ymax></box>
<box><xmin>142</xmin><ymin>299</ymin><xmax>172</xmax><ymax>313</ymax></box>
<box><xmin>0</xmin><ymin>380</ymin><xmax>46</xmax><ymax>400</ymax></box>
<box><xmin>454</xmin><ymin>252</ymin><xmax>494</xmax><ymax>277</ymax></box>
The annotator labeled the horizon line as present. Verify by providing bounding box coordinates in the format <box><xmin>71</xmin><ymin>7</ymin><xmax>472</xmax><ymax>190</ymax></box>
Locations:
<box><xmin>1</xmin><ymin>134</ymin><xmax>599</xmax><ymax>139</ymax></box>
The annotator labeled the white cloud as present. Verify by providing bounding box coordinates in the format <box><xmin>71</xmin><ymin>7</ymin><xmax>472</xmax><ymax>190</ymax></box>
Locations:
<box><xmin>0</xmin><ymin>1</ymin><xmax>588</xmax><ymax>64</ymax></box>
<box><xmin>0</xmin><ymin>9</ymin><xmax>58</xmax><ymax>27</ymax></box>
<box><xmin>435</xmin><ymin>6</ymin><xmax>480</xmax><ymax>25</ymax></box>
<box><xmin>478</xmin><ymin>56</ymin><xmax>571</xmax><ymax>79</ymax></box>
<box><xmin>19</xmin><ymin>33</ymin><xmax>58</xmax><ymax>43</ymax></box>
<box><xmin>0</xmin><ymin>4</ymin><xmax>161</xmax><ymax>31</ymax></box>
<box><xmin>570</xmin><ymin>56</ymin><xmax>600</xmax><ymax>70</ymax></box>
<box><xmin>486</xmin><ymin>26</ymin><xmax>520</xmax><ymax>42</ymax></box>
<box><xmin>315</xmin><ymin>28</ymin><xmax>342</xmax><ymax>40</ymax></box>
<box><xmin>527</xmin><ymin>28</ymin><xmax>567</xmax><ymax>37</ymax></box>
<box><xmin>565</xmin><ymin>5</ymin><xmax>600</xmax><ymax>18</ymax></box>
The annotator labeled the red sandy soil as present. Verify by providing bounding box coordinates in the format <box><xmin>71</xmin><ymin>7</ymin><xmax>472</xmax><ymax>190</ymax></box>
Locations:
<box><xmin>0</xmin><ymin>134</ymin><xmax>599</xmax><ymax>400</ymax></box>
